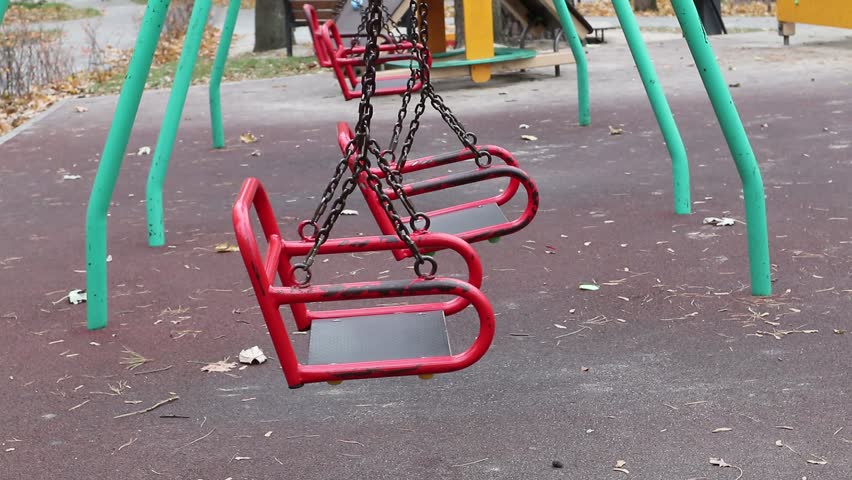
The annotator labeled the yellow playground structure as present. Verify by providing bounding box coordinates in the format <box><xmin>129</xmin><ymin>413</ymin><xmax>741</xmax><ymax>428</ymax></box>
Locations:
<box><xmin>777</xmin><ymin>0</ymin><xmax>852</xmax><ymax>44</ymax></box>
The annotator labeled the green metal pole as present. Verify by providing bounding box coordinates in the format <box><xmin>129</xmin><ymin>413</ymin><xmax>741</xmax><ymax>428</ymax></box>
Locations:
<box><xmin>0</xmin><ymin>0</ymin><xmax>9</xmax><ymax>27</ymax></box>
<box><xmin>210</xmin><ymin>0</ymin><xmax>240</xmax><ymax>149</ymax></box>
<box><xmin>671</xmin><ymin>0</ymin><xmax>771</xmax><ymax>296</ymax></box>
<box><xmin>86</xmin><ymin>0</ymin><xmax>171</xmax><ymax>330</ymax></box>
<box><xmin>611</xmin><ymin>0</ymin><xmax>690</xmax><ymax>215</ymax></box>
<box><xmin>146</xmin><ymin>0</ymin><xmax>212</xmax><ymax>247</ymax></box>
<box><xmin>553</xmin><ymin>0</ymin><xmax>590</xmax><ymax>126</ymax></box>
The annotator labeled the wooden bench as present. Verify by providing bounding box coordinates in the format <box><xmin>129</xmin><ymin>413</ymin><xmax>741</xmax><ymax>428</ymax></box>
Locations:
<box><xmin>283</xmin><ymin>0</ymin><xmax>345</xmax><ymax>56</ymax></box>
<box><xmin>587</xmin><ymin>22</ymin><xmax>618</xmax><ymax>44</ymax></box>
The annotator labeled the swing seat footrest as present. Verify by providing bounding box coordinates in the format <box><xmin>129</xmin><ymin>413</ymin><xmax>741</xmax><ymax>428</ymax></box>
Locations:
<box><xmin>413</xmin><ymin>202</ymin><xmax>509</xmax><ymax>236</ymax></box>
<box><xmin>307</xmin><ymin>310</ymin><xmax>451</xmax><ymax>365</ymax></box>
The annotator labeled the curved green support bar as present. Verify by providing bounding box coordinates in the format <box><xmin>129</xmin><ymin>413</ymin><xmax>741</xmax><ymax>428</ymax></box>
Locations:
<box><xmin>0</xmin><ymin>0</ymin><xmax>9</xmax><ymax>27</ymax></box>
<box><xmin>210</xmin><ymin>0</ymin><xmax>241</xmax><ymax>149</ymax></box>
<box><xmin>86</xmin><ymin>0</ymin><xmax>172</xmax><ymax>330</ymax></box>
<box><xmin>553</xmin><ymin>0</ymin><xmax>590</xmax><ymax>126</ymax></box>
<box><xmin>146</xmin><ymin>0</ymin><xmax>212</xmax><ymax>247</ymax></box>
<box><xmin>611</xmin><ymin>0</ymin><xmax>690</xmax><ymax>215</ymax></box>
<box><xmin>671</xmin><ymin>0</ymin><xmax>771</xmax><ymax>296</ymax></box>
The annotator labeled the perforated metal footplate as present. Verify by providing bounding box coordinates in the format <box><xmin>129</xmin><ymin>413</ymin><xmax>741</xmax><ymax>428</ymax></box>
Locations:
<box><xmin>414</xmin><ymin>203</ymin><xmax>508</xmax><ymax>236</ymax></box>
<box><xmin>307</xmin><ymin>310</ymin><xmax>450</xmax><ymax>365</ymax></box>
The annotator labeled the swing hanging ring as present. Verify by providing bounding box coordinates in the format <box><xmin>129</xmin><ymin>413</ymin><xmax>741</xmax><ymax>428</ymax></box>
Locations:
<box><xmin>414</xmin><ymin>256</ymin><xmax>438</xmax><ymax>279</ymax></box>
<box><xmin>463</xmin><ymin>132</ymin><xmax>478</xmax><ymax>146</ymax></box>
<box><xmin>409</xmin><ymin>212</ymin><xmax>431</xmax><ymax>233</ymax></box>
<box><xmin>379</xmin><ymin>149</ymin><xmax>397</xmax><ymax>166</ymax></box>
<box><xmin>292</xmin><ymin>264</ymin><xmax>312</xmax><ymax>287</ymax></box>
<box><xmin>474</xmin><ymin>150</ymin><xmax>493</xmax><ymax>168</ymax></box>
<box><xmin>298</xmin><ymin>220</ymin><xmax>319</xmax><ymax>241</ymax></box>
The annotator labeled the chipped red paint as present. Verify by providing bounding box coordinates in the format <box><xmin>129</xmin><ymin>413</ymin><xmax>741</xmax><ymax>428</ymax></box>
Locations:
<box><xmin>336</xmin><ymin>122</ymin><xmax>540</xmax><ymax>259</ymax></box>
<box><xmin>319</xmin><ymin>23</ymin><xmax>427</xmax><ymax>101</ymax></box>
<box><xmin>303</xmin><ymin>4</ymin><xmax>405</xmax><ymax>68</ymax></box>
<box><xmin>233</xmin><ymin>178</ymin><xmax>496</xmax><ymax>388</ymax></box>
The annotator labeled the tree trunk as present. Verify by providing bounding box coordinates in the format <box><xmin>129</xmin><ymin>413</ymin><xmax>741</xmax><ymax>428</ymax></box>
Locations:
<box><xmin>255</xmin><ymin>0</ymin><xmax>287</xmax><ymax>52</ymax></box>
<box><xmin>454</xmin><ymin>0</ymin><xmax>465</xmax><ymax>49</ymax></box>
<box><xmin>633</xmin><ymin>0</ymin><xmax>657</xmax><ymax>11</ymax></box>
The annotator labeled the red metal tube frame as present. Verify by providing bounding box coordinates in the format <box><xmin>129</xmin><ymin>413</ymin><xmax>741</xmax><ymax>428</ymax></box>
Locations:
<box><xmin>336</xmin><ymin>123</ymin><xmax>539</xmax><ymax>259</ymax></box>
<box><xmin>233</xmin><ymin>178</ymin><xmax>495</xmax><ymax>388</ymax></box>
<box><xmin>303</xmin><ymin>4</ymin><xmax>399</xmax><ymax>68</ymax></box>
<box><xmin>337</xmin><ymin>121</ymin><xmax>522</xmax><ymax>205</ymax></box>
<box><xmin>320</xmin><ymin>23</ymin><xmax>425</xmax><ymax>100</ymax></box>
<box><xmin>234</xmin><ymin>177</ymin><xmax>484</xmax><ymax>319</ymax></box>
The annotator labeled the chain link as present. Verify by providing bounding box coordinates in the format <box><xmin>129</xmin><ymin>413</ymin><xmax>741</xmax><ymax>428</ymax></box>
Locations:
<box><xmin>298</xmin><ymin>0</ymin><xmax>433</xmax><ymax>286</ymax></box>
<box><xmin>350</xmin><ymin>0</ymin><xmax>409</xmax><ymax>49</ymax></box>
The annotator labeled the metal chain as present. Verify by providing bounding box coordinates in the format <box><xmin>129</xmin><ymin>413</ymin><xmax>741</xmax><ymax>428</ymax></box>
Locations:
<box><xmin>393</xmin><ymin>0</ymin><xmax>431</xmax><ymax>169</ymax></box>
<box><xmin>387</xmin><ymin>0</ymin><xmax>426</xmax><ymax>153</ymax></box>
<box><xmin>389</xmin><ymin>0</ymin><xmax>491</xmax><ymax>170</ymax></box>
<box><xmin>350</xmin><ymin>0</ymin><xmax>409</xmax><ymax>49</ymax></box>
<box><xmin>296</xmin><ymin>0</ymin><xmax>434</xmax><ymax>286</ymax></box>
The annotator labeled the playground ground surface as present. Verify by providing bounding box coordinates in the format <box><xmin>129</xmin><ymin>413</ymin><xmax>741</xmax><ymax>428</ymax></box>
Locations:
<box><xmin>1</xmin><ymin>25</ymin><xmax>851</xmax><ymax>479</ymax></box>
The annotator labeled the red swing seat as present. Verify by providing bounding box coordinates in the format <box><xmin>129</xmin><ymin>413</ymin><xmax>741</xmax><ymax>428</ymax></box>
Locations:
<box><xmin>336</xmin><ymin>122</ymin><xmax>540</xmax><ymax>260</ymax></box>
<box><xmin>233</xmin><ymin>178</ymin><xmax>496</xmax><ymax>388</ymax></box>
<box><xmin>303</xmin><ymin>4</ymin><xmax>407</xmax><ymax>68</ymax></box>
<box><xmin>319</xmin><ymin>21</ymin><xmax>426</xmax><ymax>100</ymax></box>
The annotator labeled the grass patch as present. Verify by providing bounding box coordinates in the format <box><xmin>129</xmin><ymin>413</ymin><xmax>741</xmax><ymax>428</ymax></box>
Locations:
<box><xmin>92</xmin><ymin>51</ymin><xmax>318</xmax><ymax>94</ymax></box>
<box><xmin>5</xmin><ymin>2</ymin><xmax>101</xmax><ymax>24</ymax></box>
<box><xmin>0</xmin><ymin>27</ymin><xmax>63</xmax><ymax>42</ymax></box>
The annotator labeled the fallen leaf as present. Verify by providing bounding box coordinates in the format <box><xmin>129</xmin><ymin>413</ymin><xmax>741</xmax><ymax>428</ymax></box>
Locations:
<box><xmin>615</xmin><ymin>460</ymin><xmax>627</xmax><ymax>468</ymax></box>
<box><xmin>238</xmin><ymin>346</ymin><xmax>267</xmax><ymax>365</ymax></box>
<box><xmin>69</xmin><ymin>289</ymin><xmax>87</xmax><ymax>305</ymax></box>
<box><xmin>608</xmin><ymin>125</ymin><xmax>623</xmax><ymax>135</ymax></box>
<box><xmin>75</xmin><ymin>106</ymin><xmax>88</xmax><ymax>113</ymax></box>
<box><xmin>249</xmin><ymin>149</ymin><xmax>262</xmax><ymax>157</ymax></box>
<box><xmin>520</xmin><ymin>134</ymin><xmax>538</xmax><ymax>141</ymax></box>
<box><xmin>214</xmin><ymin>242</ymin><xmax>239</xmax><ymax>253</ymax></box>
<box><xmin>201</xmin><ymin>359</ymin><xmax>238</xmax><ymax>373</ymax></box>
<box><xmin>728</xmin><ymin>82</ymin><xmax>741</xmax><ymax>88</ymax></box>
<box><xmin>703</xmin><ymin>217</ymin><xmax>736</xmax><ymax>227</ymax></box>
<box><xmin>240</xmin><ymin>132</ymin><xmax>258</xmax><ymax>144</ymax></box>
<box><xmin>137</xmin><ymin>146</ymin><xmax>151</xmax><ymax>156</ymax></box>
<box><xmin>834</xmin><ymin>329</ymin><xmax>845</xmax><ymax>335</ymax></box>
<box><xmin>519</xmin><ymin>123</ymin><xmax>530</xmax><ymax>129</ymax></box>
<box><xmin>709</xmin><ymin>458</ymin><xmax>731</xmax><ymax>468</ymax></box>
<box><xmin>775</xmin><ymin>440</ymin><xmax>784</xmax><ymax>447</ymax></box>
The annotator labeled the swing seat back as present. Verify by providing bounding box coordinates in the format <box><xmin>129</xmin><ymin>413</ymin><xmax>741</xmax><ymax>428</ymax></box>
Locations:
<box><xmin>304</xmin><ymin>3</ymin><xmax>404</xmax><ymax>68</ymax></box>
<box><xmin>336</xmin><ymin>122</ymin><xmax>540</xmax><ymax>259</ymax></box>
<box><xmin>233</xmin><ymin>177</ymin><xmax>496</xmax><ymax>388</ymax></box>
<box><xmin>320</xmin><ymin>22</ymin><xmax>426</xmax><ymax>100</ymax></box>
